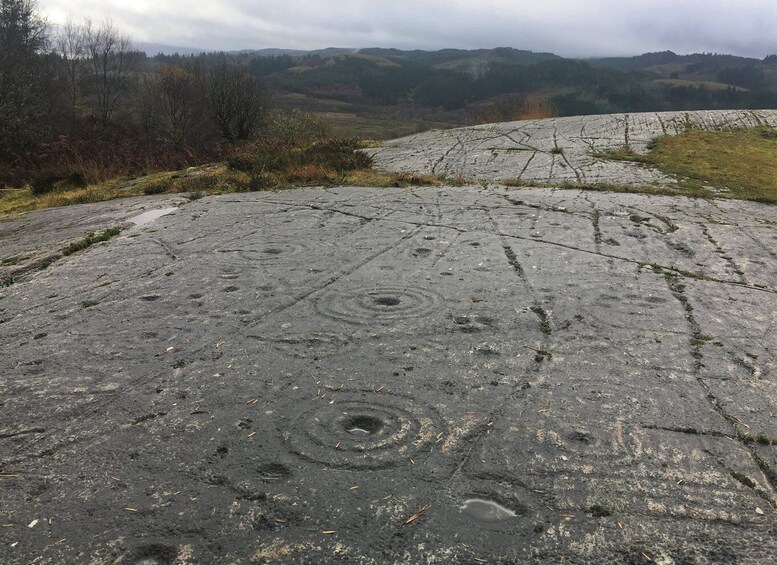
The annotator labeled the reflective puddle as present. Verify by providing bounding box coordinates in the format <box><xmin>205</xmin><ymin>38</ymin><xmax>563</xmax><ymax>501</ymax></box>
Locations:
<box><xmin>129</xmin><ymin>207</ymin><xmax>177</xmax><ymax>227</ymax></box>
<box><xmin>459</xmin><ymin>499</ymin><xmax>517</xmax><ymax>523</ymax></box>
<box><xmin>344</xmin><ymin>415</ymin><xmax>384</xmax><ymax>436</ymax></box>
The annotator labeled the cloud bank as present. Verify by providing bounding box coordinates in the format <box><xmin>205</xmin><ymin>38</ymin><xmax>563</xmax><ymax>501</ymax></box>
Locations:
<box><xmin>39</xmin><ymin>0</ymin><xmax>777</xmax><ymax>58</ymax></box>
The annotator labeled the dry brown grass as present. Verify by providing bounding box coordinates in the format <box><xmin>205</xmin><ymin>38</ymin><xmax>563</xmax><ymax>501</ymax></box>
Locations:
<box><xmin>470</xmin><ymin>94</ymin><xmax>558</xmax><ymax>125</ymax></box>
<box><xmin>0</xmin><ymin>165</ymin><xmax>249</xmax><ymax>215</ymax></box>
<box><xmin>0</xmin><ymin>161</ymin><xmax>448</xmax><ymax>217</ymax></box>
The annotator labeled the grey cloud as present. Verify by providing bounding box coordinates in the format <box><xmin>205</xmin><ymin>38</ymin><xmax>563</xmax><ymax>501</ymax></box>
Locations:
<box><xmin>39</xmin><ymin>0</ymin><xmax>777</xmax><ymax>57</ymax></box>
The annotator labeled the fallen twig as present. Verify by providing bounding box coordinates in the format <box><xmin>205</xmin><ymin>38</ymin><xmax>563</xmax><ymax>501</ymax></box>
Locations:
<box><xmin>403</xmin><ymin>504</ymin><xmax>432</xmax><ymax>525</ymax></box>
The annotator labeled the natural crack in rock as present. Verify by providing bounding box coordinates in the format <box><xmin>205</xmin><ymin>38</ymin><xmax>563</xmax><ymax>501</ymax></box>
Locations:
<box><xmin>366</xmin><ymin>109</ymin><xmax>777</xmax><ymax>185</ymax></box>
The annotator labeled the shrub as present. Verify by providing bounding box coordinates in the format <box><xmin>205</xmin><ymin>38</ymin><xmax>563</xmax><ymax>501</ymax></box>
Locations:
<box><xmin>176</xmin><ymin>174</ymin><xmax>216</xmax><ymax>193</ymax></box>
<box><xmin>143</xmin><ymin>182</ymin><xmax>171</xmax><ymax>195</ymax></box>
<box><xmin>30</xmin><ymin>172</ymin><xmax>61</xmax><ymax>195</ymax></box>
<box><xmin>754</xmin><ymin>125</ymin><xmax>777</xmax><ymax>140</ymax></box>
<box><xmin>247</xmin><ymin>174</ymin><xmax>274</xmax><ymax>191</ymax></box>
<box><xmin>227</xmin><ymin>138</ymin><xmax>371</xmax><ymax>176</ymax></box>
<box><xmin>302</xmin><ymin>139</ymin><xmax>373</xmax><ymax>172</ymax></box>
<box><xmin>264</xmin><ymin>109</ymin><xmax>331</xmax><ymax>144</ymax></box>
<box><xmin>30</xmin><ymin>168</ymin><xmax>87</xmax><ymax>195</ymax></box>
<box><xmin>227</xmin><ymin>140</ymin><xmax>295</xmax><ymax>173</ymax></box>
<box><xmin>469</xmin><ymin>94</ymin><xmax>558</xmax><ymax>125</ymax></box>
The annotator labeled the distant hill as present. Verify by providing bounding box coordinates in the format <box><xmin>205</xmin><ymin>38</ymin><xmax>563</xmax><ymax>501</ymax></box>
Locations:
<box><xmin>237</xmin><ymin>48</ymin><xmax>358</xmax><ymax>58</ymax></box>
<box><xmin>592</xmin><ymin>50</ymin><xmax>760</xmax><ymax>71</ymax></box>
<box><xmin>233</xmin><ymin>46</ymin><xmax>777</xmax><ymax>115</ymax></box>
<box><xmin>140</xmin><ymin>45</ymin><xmax>360</xmax><ymax>58</ymax></box>
<box><xmin>137</xmin><ymin>42</ymin><xmax>204</xmax><ymax>56</ymax></box>
<box><xmin>591</xmin><ymin>50</ymin><xmax>777</xmax><ymax>94</ymax></box>
<box><xmin>359</xmin><ymin>47</ymin><xmax>559</xmax><ymax>67</ymax></box>
<box><xmin>163</xmin><ymin>46</ymin><xmax>777</xmax><ymax>138</ymax></box>
<box><xmin>255</xmin><ymin>47</ymin><xmax>576</xmax><ymax>108</ymax></box>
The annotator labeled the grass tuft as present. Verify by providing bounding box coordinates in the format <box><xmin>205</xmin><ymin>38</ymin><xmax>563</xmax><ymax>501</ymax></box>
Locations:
<box><xmin>62</xmin><ymin>227</ymin><xmax>123</xmax><ymax>256</ymax></box>
<box><xmin>530</xmin><ymin>306</ymin><xmax>552</xmax><ymax>335</ymax></box>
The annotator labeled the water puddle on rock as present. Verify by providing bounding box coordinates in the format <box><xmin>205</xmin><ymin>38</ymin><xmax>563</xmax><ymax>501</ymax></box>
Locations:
<box><xmin>129</xmin><ymin>207</ymin><xmax>177</xmax><ymax>227</ymax></box>
<box><xmin>459</xmin><ymin>499</ymin><xmax>517</xmax><ymax>523</ymax></box>
<box><xmin>344</xmin><ymin>415</ymin><xmax>384</xmax><ymax>436</ymax></box>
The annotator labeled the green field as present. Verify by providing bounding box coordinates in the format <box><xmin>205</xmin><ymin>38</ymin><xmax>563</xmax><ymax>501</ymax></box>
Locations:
<box><xmin>600</xmin><ymin>126</ymin><xmax>777</xmax><ymax>203</ymax></box>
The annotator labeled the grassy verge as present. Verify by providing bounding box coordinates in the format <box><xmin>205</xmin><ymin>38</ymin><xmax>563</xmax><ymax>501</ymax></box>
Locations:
<box><xmin>594</xmin><ymin>126</ymin><xmax>777</xmax><ymax>203</ymax></box>
<box><xmin>0</xmin><ymin>139</ymin><xmax>446</xmax><ymax>216</ymax></box>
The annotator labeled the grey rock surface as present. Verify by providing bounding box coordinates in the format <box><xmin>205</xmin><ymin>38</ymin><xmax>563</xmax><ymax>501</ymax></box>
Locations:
<box><xmin>1</xmin><ymin>184</ymin><xmax>776</xmax><ymax>563</ymax></box>
<box><xmin>366</xmin><ymin>109</ymin><xmax>777</xmax><ymax>185</ymax></box>
<box><xmin>0</xmin><ymin>195</ymin><xmax>188</xmax><ymax>283</ymax></box>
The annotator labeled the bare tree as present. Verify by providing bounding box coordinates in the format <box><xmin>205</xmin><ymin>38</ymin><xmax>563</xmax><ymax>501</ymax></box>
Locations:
<box><xmin>158</xmin><ymin>65</ymin><xmax>198</xmax><ymax>144</ymax></box>
<box><xmin>84</xmin><ymin>18</ymin><xmax>135</xmax><ymax>126</ymax></box>
<box><xmin>134</xmin><ymin>75</ymin><xmax>163</xmax><ymax>144</ymax></box>
<box><xmin>207</xmin><ymin>62</ymin><xmax>269</xmax><ymax>140</ymax></box>
<box><xmin>0</xmin><ymin>0</ymin><xmax>48</xmax><ymax>149</ymax></box>
<box><xmin>136</xmin><ymin>63</ymin><xmax>212</xmax><ymax>147</ymax></box>
<box><xmin>54</xmin><ymin>16</ymin><xmax>85</xmax><ymax>116</ymax></box>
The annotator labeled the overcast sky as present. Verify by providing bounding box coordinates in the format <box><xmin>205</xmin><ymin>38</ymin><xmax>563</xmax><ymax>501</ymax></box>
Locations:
<box><xmin>38</xmin><ymin>0</ymin><xmax>777</xmax><ymax>58</ymax></box>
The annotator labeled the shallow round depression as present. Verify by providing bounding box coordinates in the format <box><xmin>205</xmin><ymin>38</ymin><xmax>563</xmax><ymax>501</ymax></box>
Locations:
<box><xmin>343</xmin><ymin>415</ymin><xmax>385</xmax><ymax>436</ymax></box>
<box><xmin>281</xmin><ymin>392</ymin><xmax>444</xmax><ymax>469</ymax></box>
<box><xmin>316</xmin><ymin>285</ymin><xmax>443</xmax><ymax>325</ymax></box>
